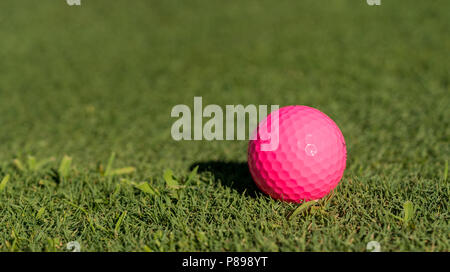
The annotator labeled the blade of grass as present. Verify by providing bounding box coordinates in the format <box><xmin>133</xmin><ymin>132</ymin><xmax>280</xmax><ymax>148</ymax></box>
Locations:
<box><xmin>111</xmin><ymin>183</ymin><xmax>121</xmax><ymax>199</ymax></box>
<box><xmin>388</xmin><ymin>211</ymin><xmax>403</xmax><ymax>221</ymax></box>
<box><xmin>135</xmin><ymin>182</ymin><xmax>159</xmax><ymax>196</ymax></box>
<box><xmin>36</xmin><ymin>207</ymin><xmax>46</xmax><ymax>220</ymax></box>
<box><xmin>109</xmin><ymin>167</ymin><xmax>136</xmax><ymax>176</ymax></box>
<box><xmin>142</xmin><ymin>245</ymin><xmax>152</xmax><ymax>252</ymax></box>
<box><xmin>27</xmin><ymin>156</ymin><xmax>37</xmax><ymax>171</ymax></box>
<box><xmin>10</xmin><ymin>238</ymin><xmax>17</xmax><ymax>252</ymax></box>
<box><xmin>321</xmin><ymin>189</ymin><xmax>336</xmax><ymax>209</ymax></box>
<box><xmin>114</xmin><ymin>211</ymin><xmax>127</xmax><ymax>237</ymax></box>
<box><xmin>104</xmin><ymin>152</ymin><xmax>116</xmax><ymax>177</ymax></box>
<box><xmin>186</xmin><ymin>165</ymin><xmax>199</xmax><ymax>184</ymax></box>
<box><xmin>0</xmin><ymin>175</ymin><xmax>10</xmax><ymax>193</ymax></box>
<box><xmin>287</xmin><ymin>200</ymin><xmax>318</xmax><ymax>220</ymax></box>
<box><xmin>58</xmin><ymin>155</ymin><xmax>72</xmax><ymax>180</ymax></box>
<box><xmin>13</xmin><ymin>159</ymin><xmax>25</xmax><ymax>172</ymax></box>
<box><xmin>403</xmin><ymin>201</ymin><xmax>414</xmax><ymax>225</ymax></box>
<box><xmin>444</xmin><ymin>159</ymin><xmax>448</xmax><ymax>182</ymax></box>
<box><xmin>164</xmin><ymin>169</ymin><xmax>180</xmax><ymax>189</ymax></box>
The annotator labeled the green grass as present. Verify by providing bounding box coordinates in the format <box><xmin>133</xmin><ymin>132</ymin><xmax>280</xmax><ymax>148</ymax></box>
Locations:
<box><xmin>0</xmin><ymin>0</ymin><xmax>448</xmax><ymax>251</ymax></box>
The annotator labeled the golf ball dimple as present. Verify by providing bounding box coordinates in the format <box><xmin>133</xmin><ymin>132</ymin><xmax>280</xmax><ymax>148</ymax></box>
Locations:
<box><xmin>248</xmin><ymin>105</ymin><xmax>347</xmax><ymax>203</ymax></box>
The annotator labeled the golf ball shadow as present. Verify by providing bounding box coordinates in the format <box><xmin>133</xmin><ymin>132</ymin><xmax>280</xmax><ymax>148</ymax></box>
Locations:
<box><xmin>189</xmin><ymin>161</ymin><xmax>262</xmax><ymax>198</ymax></box>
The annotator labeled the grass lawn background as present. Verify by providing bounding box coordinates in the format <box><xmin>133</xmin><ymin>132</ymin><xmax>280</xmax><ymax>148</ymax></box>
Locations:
<box><xmin>0</xmin><ymin>0</ymin><xmax>448</xmax><ymax>251</ymax></box>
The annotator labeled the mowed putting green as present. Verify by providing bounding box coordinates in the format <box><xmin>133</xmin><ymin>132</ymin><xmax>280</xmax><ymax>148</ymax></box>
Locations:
<box><xmin>0</xmin><ymin>0</ymin><xmax>448</xmax><ymax>251</ymax></box>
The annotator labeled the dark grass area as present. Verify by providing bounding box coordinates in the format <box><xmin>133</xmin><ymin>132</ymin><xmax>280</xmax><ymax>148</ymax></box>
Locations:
<box><xmin>0</xmin><ymin>0</ymin><xmax>448</xmax><ymax>251</ymax></box>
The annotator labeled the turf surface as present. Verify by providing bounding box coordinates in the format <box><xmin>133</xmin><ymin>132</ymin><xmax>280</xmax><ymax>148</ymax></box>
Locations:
<box><xmin>0</xmin><ymin>0</ymin><xmax>448</xmax><ymax>251</ymax></box>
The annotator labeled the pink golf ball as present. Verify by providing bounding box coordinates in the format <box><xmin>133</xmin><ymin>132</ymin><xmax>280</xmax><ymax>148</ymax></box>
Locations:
<box><xmin>248</xmin><ymin>106</ymin><xmax>347</xmax><ymax>203</ymax></box>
